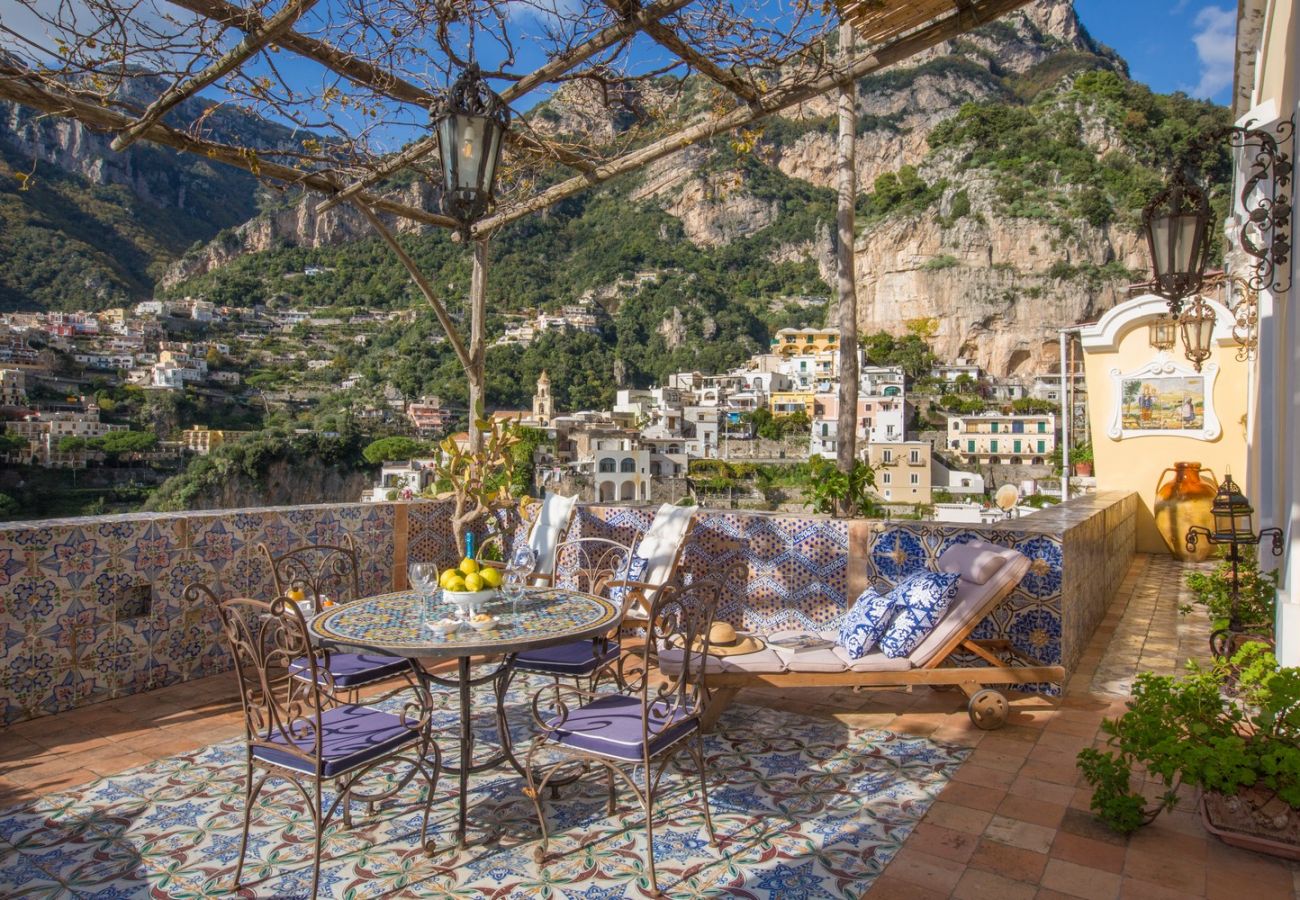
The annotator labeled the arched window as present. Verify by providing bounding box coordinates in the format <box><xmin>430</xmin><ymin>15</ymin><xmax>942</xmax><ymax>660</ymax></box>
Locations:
<box><xmin>619</xmin><ymin>481</ymin><xmax>636</xmax><ymax>501</ymax></box>
<box><xmin>667</xmin><ymin>444</ymin><xmax>681</xmax><ymax>454</ymax></box>
<box><xmin>598</xmin><ymin>458</ymin><xmax>616</xmax><ymax>473</ymax></box>
<box><xmin>599</xmin><ymin>482</ymin><xmax>616</xmax><ymax>502</ymax></box>
<box><xmin>619</xmin><ymin>458</ymin><xmax>636</xmax><ymax>473</ymax></box>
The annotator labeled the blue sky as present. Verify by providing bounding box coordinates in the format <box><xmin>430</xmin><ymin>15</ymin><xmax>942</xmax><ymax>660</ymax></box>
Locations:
<box><xmin>1075</xmin><ymin>0</ymin><xmax>1236</xmax><ymax>104</ymax></box>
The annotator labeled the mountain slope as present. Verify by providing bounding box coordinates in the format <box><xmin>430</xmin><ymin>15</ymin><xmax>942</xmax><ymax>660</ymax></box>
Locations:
<box><xmin>0</xmin><ymin>76</ymin><xmax>308</xmax><ymax>310</ymax></box>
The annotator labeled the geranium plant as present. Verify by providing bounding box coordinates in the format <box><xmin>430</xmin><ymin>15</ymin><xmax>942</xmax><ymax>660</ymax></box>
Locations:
<box><xmin>1077</xmin><ymin>643</ymin><xmax>1300</xmax><ymax>834</ymax></box>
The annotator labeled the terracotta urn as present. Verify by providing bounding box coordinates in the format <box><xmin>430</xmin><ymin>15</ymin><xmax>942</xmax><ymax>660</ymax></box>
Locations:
<box><xmin>1154</xmin><ymin>461</ymin><xmax>1216</xmax><ymax>561</ymax></box>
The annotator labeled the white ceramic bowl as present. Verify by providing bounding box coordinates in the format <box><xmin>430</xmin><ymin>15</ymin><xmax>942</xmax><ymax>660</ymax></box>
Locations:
<box><xmin>442</xmin><ymin>588</ymin><xmax>497</xmax><ymax>617</ymax></box>
<box><xmin>469</xmin><ymin>614</ymin><xmax>499</xmax><ymax>632</ymax></box>
<box><xmin>429</xmin><ymin>617</ymin><xmax>460</xmax><ymax>636</ymax></box>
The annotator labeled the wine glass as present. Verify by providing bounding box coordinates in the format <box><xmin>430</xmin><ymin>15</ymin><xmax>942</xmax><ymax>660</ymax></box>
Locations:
<box><xmin>408</xmin><ymin>562</ymin><xmax>438</xmax><ymax>598</ymax></box>
<box><xmin>503</xmin><ymin>544</ymin><xmax>536</xmax><ymax>615</ymax></box>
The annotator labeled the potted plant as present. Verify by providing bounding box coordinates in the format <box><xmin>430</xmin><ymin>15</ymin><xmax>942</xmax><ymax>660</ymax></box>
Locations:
<box><xmin>1077</xmin><ymin>643</ymin><xmax>1300</xmax><ymax>858</ymax></box>
<box><xmin>1183</xmin><ymin>548</ymin><xmax>1279</xmax><ymax>657</ymax></box>
<box><xmin>1069</xmin><ymin>443</ymin><xmax>1094</xmax><ymax>477</ymax></box>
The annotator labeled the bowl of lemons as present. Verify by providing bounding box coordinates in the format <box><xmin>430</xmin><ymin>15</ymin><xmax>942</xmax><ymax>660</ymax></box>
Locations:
<box><xmin>438</xmin><ymin>556</ymin><xmax>502</xmax><ymax>617</ymax></box>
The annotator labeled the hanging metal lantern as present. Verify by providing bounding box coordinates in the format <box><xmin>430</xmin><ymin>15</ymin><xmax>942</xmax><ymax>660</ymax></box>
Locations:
<box><xmin>432</xmin><ymin>64</ymin><xmax>510</xmax><ymax>229</ymax></box>
<box><xmin>1178</xmin><ymin>295</ymin><xmax>1216</xmax><ymax>371</ymax></box>
<box><xmin>1142</xmin><ymin>168</ymin><xmax>1212</xmax><ymax>315</ymax></box>
<box><xmin>1147</xmin><ymin>315</ymin><xmax>1177</xmax><ymax>351</ymax></box>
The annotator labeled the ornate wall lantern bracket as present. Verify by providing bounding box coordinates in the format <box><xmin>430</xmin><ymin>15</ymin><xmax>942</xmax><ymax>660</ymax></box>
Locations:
<box><xmin>1227</xmin><ymin>116</ymin><xmax>1294</xmax><ymax>295</ymax></box>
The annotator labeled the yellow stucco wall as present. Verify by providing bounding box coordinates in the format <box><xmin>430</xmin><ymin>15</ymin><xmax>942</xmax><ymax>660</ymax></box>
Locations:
<box><xmin>1080</xmin><ymin>294</ymin><xmax>1249</xmax><ymax>554</ymax></box>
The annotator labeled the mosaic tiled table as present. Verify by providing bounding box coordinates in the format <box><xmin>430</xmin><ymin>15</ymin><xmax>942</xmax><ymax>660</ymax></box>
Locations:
<box><xmin>310</xmin><ymin>588</ymin><xmax>619</xmax><ymax>849</ymax></box>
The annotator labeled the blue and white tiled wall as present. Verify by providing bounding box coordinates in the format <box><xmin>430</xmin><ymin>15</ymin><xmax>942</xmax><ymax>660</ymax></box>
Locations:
<box><xmin>0</xmin><ymin>503</ymin><xmax>398</xmax><ymax>725</ymax></box>
<box><xmin>0</xmin><ymin>491</ymin><xmax>1135</xmax><ymax>726</ymax></box>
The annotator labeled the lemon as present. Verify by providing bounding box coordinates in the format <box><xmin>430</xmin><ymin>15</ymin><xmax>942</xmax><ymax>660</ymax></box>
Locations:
<box><xmin>458</xmin><ymin>557</ymin><xmax>480</xmax><ymax>576</ymax></box>
<box><xmin>439</xmin><ymin>569</ymin><xmax>457</xmax><ymax>589</ymax></box>
<box><xmin>463</xmin><ymin>572</ymin><xmax>484</xmax><ymax>592</ymax></box>
<box><xmin>446</xmin><ymin>576</ymin><xmax>467</xmax><ymax>593</ymax></box>
<box><xmin>286</xmin><ymin>587</ymin><xmax>305</xmax><ymax>602</ymax></box>
<box><xmin>479</xmin><ymin>567</ymin><xmax>502</xmax><ymax>588</ymax></box>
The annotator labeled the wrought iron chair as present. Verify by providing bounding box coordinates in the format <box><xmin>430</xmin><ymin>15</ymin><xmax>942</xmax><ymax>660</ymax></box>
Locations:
<box><xmin>261</xmin><ymin>536</ymin><xmax>413</xmax><ymax>703</ymax></box>
<box><xmin>186</xmin><ymin>583</ymin><xmax>441</xmax><ymax>900</ymax></box>
<box><xmin>522</xmin><ymin>577</ymin><xmax>724</xmax><ymax>895</ymax></box>
<box><xmin>512</xmin><ymin>536</ymin><xmax>636</xmax><ymax>689</ymax></box>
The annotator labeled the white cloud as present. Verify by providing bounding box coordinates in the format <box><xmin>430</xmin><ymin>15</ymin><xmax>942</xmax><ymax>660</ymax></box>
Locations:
<box><xmin>1188</xmin><ymin>5</ymin><xmax>1236</xmax><ymax>100</ymax></box>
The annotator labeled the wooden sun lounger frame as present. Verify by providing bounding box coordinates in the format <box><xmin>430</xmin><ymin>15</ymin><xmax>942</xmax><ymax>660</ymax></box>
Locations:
<box><xmin>696</xmin><ymin>555</ymin><xmax>1066</xmax><ymax>730</ymax></box>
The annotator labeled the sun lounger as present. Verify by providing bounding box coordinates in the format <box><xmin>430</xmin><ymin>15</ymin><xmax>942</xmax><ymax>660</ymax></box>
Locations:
<box><xmin>659</xmin><ymin>540</ymin><xmax>1062</xmax><ymax>731</ymax></box>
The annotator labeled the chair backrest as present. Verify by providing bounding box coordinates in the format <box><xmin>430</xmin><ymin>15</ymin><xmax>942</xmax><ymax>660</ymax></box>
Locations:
<box><xmin>186</xmin><ymin>583</ymin><xmax>329</xmax><ymax>770</ymax></box>
<box><xmin>639</xmin><ymin>576</ymin><xmax>724</xmax><ymax>732</ymax></box>
<box><xmin>633</xmin><ymin>503</ymin><xmax>697</xmax><ymax>585</ymax></box>
<box><xmin>551</xmin><ymin>536</ymin><xmax>634</xmax><ymax>600</ymax></box>
<box><xmin>261</xmin><ymin>535</ymin><xmax>362</xmax><ymax>606</ymax></box>
<box><xmin>527</xmin><ymin>491</ymin><xmax>579</xmax><ymax>577</ymax></box>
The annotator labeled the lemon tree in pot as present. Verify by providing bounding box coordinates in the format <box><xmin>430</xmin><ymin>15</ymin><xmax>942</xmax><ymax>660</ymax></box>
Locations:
<box><xmin>1077</xmin><ymin>643</ymin><xmax>1300</xmax><ymax>857</ymax></box>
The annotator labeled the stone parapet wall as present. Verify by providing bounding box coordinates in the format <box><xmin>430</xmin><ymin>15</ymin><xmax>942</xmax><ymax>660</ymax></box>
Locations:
<box><xmin>0</xmin><ymin>491</ymin><xmax>1136</xmax><ymax>725</ymax></box>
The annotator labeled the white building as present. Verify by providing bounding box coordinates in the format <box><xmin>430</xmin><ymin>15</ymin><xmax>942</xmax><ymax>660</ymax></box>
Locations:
<box><xmin>585</xmin><ymin>436</ymin><xmax>651</xmax><ymax>503</ymax></box>
<box><xmin>947</xmin><ymin>413</ymin><xmax>1056</xmax><ymax>465</ymax></box>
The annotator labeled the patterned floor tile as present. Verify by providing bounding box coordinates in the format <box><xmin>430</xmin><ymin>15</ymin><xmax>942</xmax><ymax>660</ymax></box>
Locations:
<box><xmin>0</xmin><ymin>675</ymin><xmax>968</xmax><ymax>899</ymax></box>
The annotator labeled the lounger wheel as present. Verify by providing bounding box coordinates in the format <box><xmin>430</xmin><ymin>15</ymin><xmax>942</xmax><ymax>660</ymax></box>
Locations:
<box><xmin>967</xmin><ymin>688</ymin><xmax>1009</xmax><ymax>730</ymax></box>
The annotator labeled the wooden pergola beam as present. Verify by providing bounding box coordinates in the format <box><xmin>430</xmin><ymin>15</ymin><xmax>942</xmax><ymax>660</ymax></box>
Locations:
<box><xmin>171</xmin><ymin>0</ymin><xmax>602</xmax><ymax>177</ymax></box>
<box><xmin>0</xmin><ymin>63</ymin><xmax>461</xmax><ymax>230</ymax></box>
<box><xmin>111</xmin><ymin>0</ymin><xmax>319</xmax><ymax>151</ymax></box>
<box><xmin>317</xmin><ymin>0</ymin><xmax>694</xmax><ymax>213</ymax></box>
<box><xmin>603</xmin><ymin>0</ymin><xmax>760</xmax><ymax>104</ymax></box>
<box><xmin>473</xmin><ymin>0</ymin><xmax>1033</xmax><ymax>235</ymax></box>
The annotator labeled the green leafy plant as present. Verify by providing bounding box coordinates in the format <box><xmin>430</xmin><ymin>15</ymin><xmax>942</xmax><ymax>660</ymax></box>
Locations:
<box><xmin>1069</xmin><ymin>443</ymin><xmax>1093</xmax><ymax>465</ymax></box>
<box><xmin>1077</xmin><ymin>643</ymin><xmax>1300</xmax><ymax>834</ymax></box>
<box><xmin>1183</xmin><ymin>549</ymin><xmax>1279</xmax><ymax>634</ymax></box>
<box><xmin>806</xmin><ymin>455</ymin><xmax>877</xmax><ymax>517</ymax></box>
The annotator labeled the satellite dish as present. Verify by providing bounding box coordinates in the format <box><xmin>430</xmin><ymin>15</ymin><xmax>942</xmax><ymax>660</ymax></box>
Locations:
<box><xmin>995</xmin><ymin>483</ymin><xmax>1020</xmax><ymax>514</ymax></box>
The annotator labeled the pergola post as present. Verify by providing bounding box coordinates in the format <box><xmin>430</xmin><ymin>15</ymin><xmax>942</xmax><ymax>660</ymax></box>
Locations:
<box><xmin>468</xmin><ymin>237</ymin><xmax>490</xmax><ymax>452</ymax></box>
<box><xmin>835</xmin><ymin>24</ymin><xmax>860</xmax><ymax>514</ymax></box>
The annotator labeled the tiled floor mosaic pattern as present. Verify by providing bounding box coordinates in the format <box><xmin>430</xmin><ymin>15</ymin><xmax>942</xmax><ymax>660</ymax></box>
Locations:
<box><xmin>0</xmin><ymin>674</ymin><xmax>967</xmax><ymax>898</ymax></box>
<box><xmin>2</xmin><ymin>553</ymin><xmax>1299</xmax><ymax>898</ymax></box>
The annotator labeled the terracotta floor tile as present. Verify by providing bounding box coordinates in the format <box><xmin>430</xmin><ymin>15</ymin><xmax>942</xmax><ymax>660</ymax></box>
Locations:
<box><xmin>1118</xmin><ymin>877</ymin><xmax>1205</xmax><ymax>900</ymax></box>
<box><xmin>1040</xmin><ymin>858</ymin><xmax>1123</xmax><ymax>900</ymax></box>
<box><xmin>996</xmin><ymin>794</ymin><xmax>1067</xmax><ymax>829</ymax></box>
<box><xmin>983</xmin><ymin>815</ymin><xmax>1057</xmax><ymax>855</ymax></box>
<box><xmin>865</xmin><ymin>874</ymin><xmax>950</xmax><ymax>899</ymax></box>
<box><xmin>952</xmin><ymin>763</ymin><xmax>1019</xmax><ymax>791</ymax></box>
<box><xmin>1008</xmin><ymin>774</ymin><xmax>1077</xmax><ymax>807</ymax></box>
<box><xmin>968</xmin><ymin>837</ymin><xmax>1048</xmax><ymax>883</ymax></box>
<box><xmin>922</xmin><ymin>801</ymin><xmax>995</xmax><ymax>835</ymax></box>
<box><xmin>954</xmin><ymin>868</ymin><xmax>1039</xmax><ymax>900</ymax></box>
<box><xmin>1122</xmin><ymin>847</ymin><xmax>1206</xmax><ymax>895</ymax></box>
<box><xmin>905</xmin><ymin>822</ymin><xmax>980</xmax><ymax>864</ymax></box>
<box><xmin>1049</xmin><ymin>830</ymin><xmax>1126</xmax><ymax>875</ymax></box>
<box><xmin>881</xmin><ymin>846</ymin><xmax>967</xmax><ymax>892</ymax></box>
<box><xmin>939</xmin><ymin>781</ymin><xmax>1008</xmax><ymax>813</ymax></box>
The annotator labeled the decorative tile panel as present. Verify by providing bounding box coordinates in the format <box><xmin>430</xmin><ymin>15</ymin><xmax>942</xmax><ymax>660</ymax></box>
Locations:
<box><xmin>0</xmin><ymin>502</ymin><xmax>406</xmax><ymax>726</ymax></box>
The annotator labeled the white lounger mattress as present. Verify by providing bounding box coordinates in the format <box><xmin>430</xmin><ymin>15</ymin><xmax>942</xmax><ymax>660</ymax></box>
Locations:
<box><xmin>655</xmin><ymin>544</ymin><xmax>1029</xmax><ymax>678</ymax></box>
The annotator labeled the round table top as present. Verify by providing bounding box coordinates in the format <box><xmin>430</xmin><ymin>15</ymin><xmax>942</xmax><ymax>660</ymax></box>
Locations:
<box><xmin>308</xmin><ymin>588</ymin><xmax>620</xmax><ymax>660</ymax></box>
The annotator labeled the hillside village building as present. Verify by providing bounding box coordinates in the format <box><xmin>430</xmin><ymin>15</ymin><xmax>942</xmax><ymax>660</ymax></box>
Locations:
<box><xmin>867</xmin><ymin>441</ymin><xmax>933</xmax><ymax>504</ymax></box>
<box><xmin>6</xmin><ymin>405</ymin><xmax>127</xmax><ymax>468</ymax></box>
<box><xmin>947</xmin><ymin>412</ymin><xmax>1056</xmax><ymax>465</ymax></box>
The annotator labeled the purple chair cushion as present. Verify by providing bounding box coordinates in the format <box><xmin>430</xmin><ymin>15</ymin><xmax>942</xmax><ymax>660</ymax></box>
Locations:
<box><xmin>289</xmin><ymin>652</ymin><xmax>411</xmax><ymax>688</ymax></box>
<box><xmin>515</xmin><ymin>640</ymin><xmax>620</xmax><ymax>676</ymax></box>
<box><xmin>253</xmin><ymin>704</ymin><xmax>418</xmax><ymax>777</ymax></box>
<box><xmin>546</xmin><ymin>693</ymin><xmax>696</xmax><ymax>762</ymax></box>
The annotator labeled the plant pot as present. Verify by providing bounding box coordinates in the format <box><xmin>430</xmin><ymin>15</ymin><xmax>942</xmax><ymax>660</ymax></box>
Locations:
<box><xmin>1201</xmin><ymin>787</ymin><xmax>1300</xmax><ymax>861</ymax></box>
<box><xmin>1073</xmin><ymin>462</ymin><xmax>1093</xmax><ymax>477</ymax></box>
<box><xmin>1154</xmin><ymin>461</ymin><xmax>1217</xmax><ymax>561</ymax></box>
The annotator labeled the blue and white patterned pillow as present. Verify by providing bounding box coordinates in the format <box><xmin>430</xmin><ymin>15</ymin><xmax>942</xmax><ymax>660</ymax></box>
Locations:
<box><xmin>838</xmin><ymin>587</ymin><xmax>897</xmax><ymax>659</ymax></box>
<box><xmin>608</xmin><ymin>554</ymin><xmax>649</xmax><ymax>605</ymax></box>
<box><xmin>879</xmin><ymin>571</ymin><xmax>961</xmax><ymax>659</ymax></box>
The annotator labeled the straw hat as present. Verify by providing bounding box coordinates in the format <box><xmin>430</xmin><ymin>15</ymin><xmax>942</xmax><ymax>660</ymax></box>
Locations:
<box><xmin>672</xmin><ymin>621</ymin><xmax>766</xmax><ymax>657</ymax></box>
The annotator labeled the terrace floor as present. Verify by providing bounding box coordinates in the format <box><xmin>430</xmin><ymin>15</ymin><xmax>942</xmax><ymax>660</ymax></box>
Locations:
<box><xmin>1</xmin><ymin>553</ymin><xmax>1295</xmax><ymax>898</ymax></box>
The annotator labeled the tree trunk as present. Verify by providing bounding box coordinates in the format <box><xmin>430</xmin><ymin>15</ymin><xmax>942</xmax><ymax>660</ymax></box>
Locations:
<box><xmin>835</xmin><ymin>24</ymin><xmax>860</xmax><ymax>516</ymax></box>
<box><xmin>468</xmin><ymin>237</ymin><xmax>489</xmax><ymax>452</ymax></box>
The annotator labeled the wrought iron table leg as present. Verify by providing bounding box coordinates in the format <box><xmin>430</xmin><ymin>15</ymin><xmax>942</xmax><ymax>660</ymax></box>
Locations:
<box><xmin>421</xmin><ymin>653</ymin><xmax>525</xmax><ymax>852</ymax></box>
